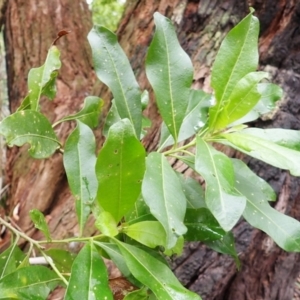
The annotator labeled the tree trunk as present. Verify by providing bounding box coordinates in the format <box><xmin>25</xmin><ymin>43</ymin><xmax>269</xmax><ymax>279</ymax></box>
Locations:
<box><xmin>1</xmin><ymin>0</ymin><xmax>300</xmax><ymax>299</ymax></box>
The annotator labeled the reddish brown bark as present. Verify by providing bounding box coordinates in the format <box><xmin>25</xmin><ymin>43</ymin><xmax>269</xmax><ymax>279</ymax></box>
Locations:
<box><xmin>1</xmin><ymin>0</ymin><xmax>300</xmax><ymax>299</ymax></box>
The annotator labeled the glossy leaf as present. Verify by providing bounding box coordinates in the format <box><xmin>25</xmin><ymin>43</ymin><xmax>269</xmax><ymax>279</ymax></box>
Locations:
<box><xmin>28</xmin><ymin>46</ymin><xmax>61</xmax><ymax>110</ymax></box>
<box><xmin>88</xmin><ymin>26</ymin><xmax>142</xmax><ymax>137</ymax></box>
<box><xmin>64</xmin><ymin>120</ymin><xmax>98</xmax><ymax>235</ymax></box>
<box><xmin>123</xmin><ymin>221</ymin><xmax>167</xmax><ymax>248</ymax></box>
<box><xmin>0</xmin><ymin>110</ymin><xmax>59</xmax><ymax>158</ymax></box>
<box><xmin>163</xmin><ymin>236</ymin><xmax>184</xmax><ymax>256</ymax></box>
<box><xmin>177</xmin><ymin>174</ymin><xmax>206</xmax><ymax>209</ymax></box>
<box><xmin>142</xmin><ymin>152</ymin><xmax>187</xmax><ymax>248</ymax></box>
<box><xmin>230</xmin><ymin>83</ymin><xmax>282</xmax><ymax>125</ymax></box>
<box><xmin>195</xmin><ymin>137</ymin><xmax>246</xmax><ymax>231</ymax></box>
<box><xmin>146</xmin><ymin>12</ymin><xmax>193</xmax><ymax>142</ymax></box>
<box><xmin>115</xmin><ymin>240</ymin><xmax>201</xmax><ymax>300</ymax></box>
<box><xmin>95</xmin><ymin>211</ymin><xmax>119</xmax><ymax>237</ymax></box>
<box><xmin>56</xmin><ymin>96</ymin><xmax>103</xmax><ymax>128</ymax></box>
<box><xmin>238</xmin><ymin>128</ymin><xmax>300</xmax><ymax>151</ymax></box>
<box><xmin>96</xmin><ymin>119</ymin><xmax>145</xmax><ymax>222</ymax></box>
<box><xmin>141</xmin><ymin>90</ymin><xmax>149</xmax><ymax>110</ymax></box>
<box><xmin>65</xmin><ymin>242</ymin><xmax>113</xmax><ymax>300</ymax></box>
<box><xmin>45</xmin><ymin>249</ymin><xmax>76</xmax><ymax>274</ymax></box>
<box><xmin>0</xmin><ymin>244</ymin><xmax>25</xmax><ymax>278</ymax></box>
<box><xmin>214</xmin><ymin>71</ymin><xmax>268</xmax><ymax>130</ymax></box>
<box><xmin>0</xmin><ymin>266</ymin><xmax>61</xmax><ymax>299</ymax></box>
<box><xmin>184</xmin><ymin>208</ymin><xmax>226</xmax><ymax>241</ymax></box>
<box><xmin>205</xmin><ymin>232</ymin><xmax>240</xmax><ymax>268</ymax></box>
<box><xmin>158</xmin><ymin>89</ymin><xmax>211</xmax><ymax>150</ymax></box>
<box><xmin>210</xmin><ymin>9</ymin><xmax>259</xmax><ymax>129</ymax></box>
<box><xmin>220</xmin><ymin>131</ymin><xmax>300</xmax><ymax>176</ymax></box>
<box><xmin>232</xmin><ymin>159</ymin><xmax>300</xmax><ymax>251</ymax></box>
<box><xmin>29</xmin><ymin>209</ymin><xmax>51</xmax><ymax>241</ymax></box>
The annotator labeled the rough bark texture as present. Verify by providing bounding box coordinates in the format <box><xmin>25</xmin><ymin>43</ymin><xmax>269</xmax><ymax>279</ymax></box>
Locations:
<box><xmin>1</xmin><ymin>0</ymin><xmax>300</xmax><ymax>299</ymax></box>
<box><xmin>1</xmin><ymin>0</ymin><xmax>99</xmax><ymax>245</ymax></box>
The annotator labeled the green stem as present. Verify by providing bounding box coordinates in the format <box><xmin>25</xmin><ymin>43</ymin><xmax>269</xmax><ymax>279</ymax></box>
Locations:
<box><xmin>163</xmin><ymin>138</ymin><xmax>196</xmax><ymax>156</ymax></box>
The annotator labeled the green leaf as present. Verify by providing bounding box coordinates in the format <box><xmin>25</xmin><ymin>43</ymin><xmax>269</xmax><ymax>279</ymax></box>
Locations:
<box><xmin>142</xmin><ymin>152</ymin><xmax>187</xmax><ymax>248</ymax></box>
<box><xmin>124</xmin><ymin>287</ymin><xmax>149</xmax><ymax>300</ymax></box>
<box><xmin>146</xmin><ymin>12</ymin><xmax>193</xmax><ymax>142</ymax></box>
<box><xmin>177</xmin><ymin>174</ymin><xmax>206</xmax><ymax>209</ymax></box>
<box><xmin>238</xmin><ymin>128</ymin><xmax>300</xmax><ymax>151</ymax></box>
<box><xmin>96</xmin><ymin>119</ymin><xmax>145</xmax><ymax>222</ymax></box>
<box><xmin>28</xmin><ymin>46</ymin><xmax>61</xmax><ymax>110</ymax></box>
<box><xmin>95</xmin><ymin>211</ymin><xmax>119</xmax><ymax>237</ymax></box>
<box><xmin>17</xmin><ymin>95</ymin><xmax>31</xmax><ymax>111</ymax></box>
<box><xmin>45</xmin><ymin>249</ymin><xmax>76</xmax><ymax>274</ymax></box>
<box><xmin>141</xmin><ymin>90</ymin><xmax>149</xmax><ymax>110</ymax></box>
<box><xmin>214</xmin><ymin>71</ymin><xmax>268</xmax><ymax>129</ymax></box>
<box><xmin>230</xmin><ymin>83</ymin><xmax>282</xmax><ymax>125</ymax></box>
<box><xmin>205</xmin><ymin>232</ymin><xmax>240</xmax><ymax>268</ymax></box>
<box><xmin>123</xmin><ymin>221</ymin><xmax>167</xmax><ymax>248</ymax></box>
<box><xmin>195</xmin><ymin>137</ymin><xmax>246</xmax><ymax>231</ymax></box>
<box><xmin>209</xmin><ymin>9</ymin><xmax>259</xmax><ymax>129</ymax></box>
<box><xmin>0</xmin><ymin>266</ymin><xmax>61</xmax><ymax>299</ymax></box>
<box><xmin>88</xmin><ymin>26</ymin><xmax>142</xmax><ymax>137</ymax></box>
<box><xmin>0</xmin><ymin>110</ymin><xmax>60</xmax><ymax>158</ymax></box>
<box><xmin>29</xmin><ymin>209</ymin><xmax>51</xmax><ymax>242</ymax></box>
<box><xmin>0</xmin><ymin>244</ymin><xmax>25</xmax><ymax>278</ymax></box>
<box><xmin>56</xmin><ymin>96</ymin><xmax>103</xmax><ymax>128</ymax></box>
<box><xmin>65</xmin><ymin>242</ymin><xmax>113</xmax><ymax>300</ymax></box>
<box><xmin>94</xmin><ymin>242</ymin><xmax>131</xmax><ymax>278</ymax></box>
<box><xmin>125</xmin><ymin>196</ymin><xmax>151</xmax><ymax>224</ymax></box>
<box><xmin>103</xmin><ymin>99</ymin><xmax>122</xmax><ymax>137</ymax></box>
<box><xmin>158</xmin><ymin>89</ymin><xmax>211</xmax><ymax>150</ymax></box>
<box><xmin>232</xmin><ymin>159</ymin><xmax>300</xmax><ymax>251</ymax></box>
<box><xmin>163</xmin><ymin>236</ymin><xmax>184</xmax><ymax>256</ymax></box>
<box><xmin>115</xmin><ymin>240</ymin><xmax>201</xmax><ymax>300</ymax></box>
<box><xmin>184</xmin><ymin>208</ymin><xmax>226</xmax><ymax>241</ymax></box>
<box><xmin>220</xmin><ymin>131</ymin><xmax>300</xmax><ymax>176</ymax></box>
<box><xmin>63</xmin><ymin>120</ymin><xmax>98</xmax><ymax>235</ymax></box>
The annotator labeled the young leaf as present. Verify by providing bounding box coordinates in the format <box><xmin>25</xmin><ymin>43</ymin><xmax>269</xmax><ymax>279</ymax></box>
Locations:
<box><xmin>63</xmin><ymin>120</ymin><xmax>98</xmax><ymax>235</ymax></box>
<box><xmin>0</xmin><ymin>245</ymin><xmax>25</xmax><ymax>278</ymax></box>
<box><xmin>28</xmin><ymin>45</ymin><xmax>61</xmax><ymax>110</ymax></box>
<box><xmin>123</xmin><ymin>221</ymin><xmax>167</xmax><ymax>248</ymax></box>
<box><xmin>124</xmin><ymin>287</ymin><xmax>149</xmax><ymax>300</ymax></box>
<box><xmin>205</xmin><ymin>232</ymin><xmax>240</xmax><ymax>268</ymax></box>
<box><xmin>95</xmin><ymin>211</ymin><xmax>119</xmax><ymax>237</ymax></box>
<box><xmin>65</xmin><ymin>242</ymin><xmax>113</xmax><ymax>300</ymax></box>
<box><xmin>232</xmin><ymin>159</ymin><xmax>300</xmax><ymax>251</ymax></box>
<box><xmin>195</xmin><ymin>137</ymin><xmax>246</xmax><ymax>231</ymax></box>
<box><xmin>88</xmin><ymin>26</ymin><xmax>142</xmax><ymax>137</ymax></box>
<box><xmin>45</xmin><ymin>249</ymin><xmax>76</xmax><ymax>274</ymax></box>
<box><xmin>229</xmin><ymin>83</ymin><xmax>282</xmax><ymax>126</ymax></box>
<box><xmin>220</xmin><ymin>131</ymin><xmax>300</xmax><ymax>176</ymax></box>
<box><xmin>210</xmin><ymin>9</ymin><xmax>259</xmax><ymax>129</ymax></box>
<box><xmin>146</xmin><ymin>12</ymin><xmax>193</xmax><ymax>142</ymax></box>
<box><xmin>29</xmin><ymin>209</ymin><xmax>51</xmax><ymax>241</ymax></box>
<box><xmin>0</xmin><ymin>110</ymin><xmax>60</xmax><ymax>158</ymax></box>
<box><xmin>0</xmin><ymin>266</ymin><xmax>61</xmax><ymax>299</ymax></box>
<box><xmin>56</xmin><ymin>96</ymin><xmax>103</xmax><ymax>128</ymax></box>
<box><xmin>214</xmin><ymin>71</ymin><xmax>268</xmax><ymax>130</ymax></box>
<box><xmin>158</xmin><ymin>89</ymin><xmax>211</xmax><ymax>150</ymax></box>
<box><xmin>142</xmin><ymin>152</ymin><xmax>187</xmax><ymax>248</ymax></box>
<box><xmin>96</xmin><ymin>119</ymin><xmax>145</xmax><ymax>222</ymax></box>
<box><xmin>115</xmin><ymin>240</ymin><xmax>201</xmax><ymax>300</ymax></box>
<box><xmin>184</xmin><ymin>208</ymin><xmax>226</xmax><ymax>242</ymax></box>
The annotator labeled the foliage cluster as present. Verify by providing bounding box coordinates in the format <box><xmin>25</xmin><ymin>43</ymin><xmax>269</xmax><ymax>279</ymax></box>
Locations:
<box><xmin>1</xmin><ymin>9</ymin><xmax>300</xmax><ymax>300</ymax></box>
